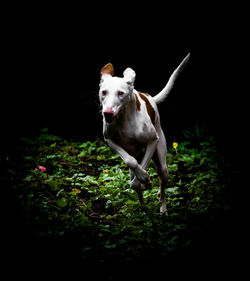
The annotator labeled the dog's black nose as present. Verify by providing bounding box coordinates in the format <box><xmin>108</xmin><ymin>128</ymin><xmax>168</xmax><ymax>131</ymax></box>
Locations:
<box><xmin>104</xmin><ymin>112</ymin><xmax>114</xmax><ymax>123</ymax></box>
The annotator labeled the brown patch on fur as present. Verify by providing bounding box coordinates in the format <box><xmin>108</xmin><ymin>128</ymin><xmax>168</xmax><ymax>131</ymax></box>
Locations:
<box><xmin>139</xmin><ymin>92</ymin><xmax>155</xmax><ymax>125</ymax></box>
<box><xmin>100</xmin><ymin>63</ymin><xmax>114</xmax><ymax>77</ymax></box>
<box><xmin>135</xmin><ymin>94</ymin><xmax>141</xmax><ymax>111</ymax></box>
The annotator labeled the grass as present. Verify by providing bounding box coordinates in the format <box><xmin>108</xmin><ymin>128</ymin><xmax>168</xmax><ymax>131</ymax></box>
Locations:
<box><xmin>4</xmin><ymin>127</ymin><xmax>234</xmax><ymax>274</ymax></box>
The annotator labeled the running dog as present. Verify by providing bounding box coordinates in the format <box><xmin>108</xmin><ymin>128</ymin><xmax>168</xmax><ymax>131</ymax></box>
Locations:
<box><xmin>99</xmin><ymin>54</ymin><xmax>190</xmax><ymax>214</ymax></box>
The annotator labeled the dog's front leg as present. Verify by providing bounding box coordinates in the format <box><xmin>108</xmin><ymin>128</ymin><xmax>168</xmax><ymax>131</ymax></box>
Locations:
<box><xmin>105</xmin><ymin>139</ymin><xmax>151</xmax><ymax>184</ymax></box>
<box><xmin>130</xmin><ymin>138</ymin><xmax>159</xmax><ymax>190</ymax></box>
<box><xmin>129</xmin><ymin>169</ymin><xmax>145</xmax><ymax>204</ymax></box>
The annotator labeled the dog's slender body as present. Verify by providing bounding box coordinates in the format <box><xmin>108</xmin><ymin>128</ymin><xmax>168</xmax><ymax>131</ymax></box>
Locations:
<box><xmin>99</xmin><ymin>54</ymin><xmax>190</xmax><ymax>214</ymax></box>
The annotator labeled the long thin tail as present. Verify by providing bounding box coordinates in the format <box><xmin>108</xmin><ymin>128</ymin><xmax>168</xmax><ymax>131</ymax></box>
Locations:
<box><xmin>153</xmin><ymin>53</ymin><xmax>190</xmax><ymax>104</ymax></box>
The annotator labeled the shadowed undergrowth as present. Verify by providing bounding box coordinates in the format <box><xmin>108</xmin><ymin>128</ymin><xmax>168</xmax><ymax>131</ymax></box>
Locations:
<box><xmin>4</xmin><ymin>127</ymin><xmax>234</xmax><ymax>275</ymax></box>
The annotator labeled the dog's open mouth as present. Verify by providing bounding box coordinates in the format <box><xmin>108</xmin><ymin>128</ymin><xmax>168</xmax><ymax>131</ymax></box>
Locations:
<box><xmin>104</xmin><ymin>112</ymin><xmax>115</xmax><ymax>123</ymax></box>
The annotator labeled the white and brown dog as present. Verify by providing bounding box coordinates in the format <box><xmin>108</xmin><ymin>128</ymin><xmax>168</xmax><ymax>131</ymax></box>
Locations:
<box><xmin>99</xmin><ymin>54</ymin><xmax>190</xmax><ymax>214</ymax></box>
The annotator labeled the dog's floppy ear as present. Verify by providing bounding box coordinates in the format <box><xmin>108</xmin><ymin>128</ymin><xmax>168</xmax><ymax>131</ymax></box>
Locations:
<box><xmin>100</xmin><ymin>63</ymin><xmax>114</xmax><ymax>78</ymax></box>
<box><xmin>123</xmin><ymin>67</ymin><xmax>136</xmax><ymax>86</ymax></box>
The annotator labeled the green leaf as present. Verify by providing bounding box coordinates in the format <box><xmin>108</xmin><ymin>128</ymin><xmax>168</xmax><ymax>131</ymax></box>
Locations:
<box><xmin>166</xmin><ymin>187</ymin><xmax>179</xmax><ymax>195</ymax></box>
<box><xmin>192</xmin><ymin>196</ymin><xmax>200</xmax><ymax>202</ymax></box>
<box><xmin>50</xmin><ymin>142</ymin><xmax>57</xmax><ymax>148</ymax></box>
<box><xmin>56</xmin><ymin>198</ymin><xmax>68</xmax><ymax>207</ymax></box>
<box><xmin>49</xmin><ymin>180</ymin><xmax>59</xmax><ymax>191</ymax></box>
<box><xmin>81</xmin><ymin>175</ymin><xmax>99</xmax><ymax>186</ymax></box>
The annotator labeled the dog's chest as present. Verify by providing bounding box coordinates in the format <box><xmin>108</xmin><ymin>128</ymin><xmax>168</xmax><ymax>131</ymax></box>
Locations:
<box><xmin>110</xmin><ymin>127</ymin><xmax>147</xmax><ymax>157</ymax></box>
<box><xmin>106</xmin><ymin>116</ymin><xmax>156</xmax><ymax>147</ymax></box>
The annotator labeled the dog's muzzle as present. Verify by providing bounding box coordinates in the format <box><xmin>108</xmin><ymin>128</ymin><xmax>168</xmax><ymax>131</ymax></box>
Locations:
<box><xmin>103</xmin><ymin>109</ymin><xmax>115</xmax><ymax>123</ymax></box>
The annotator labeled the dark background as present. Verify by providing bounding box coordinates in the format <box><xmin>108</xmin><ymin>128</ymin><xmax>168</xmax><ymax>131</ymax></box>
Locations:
<box><xmin>3</xmin><ymin>6</ymin><xmax>244</xmax><ymax>156</ymax></box>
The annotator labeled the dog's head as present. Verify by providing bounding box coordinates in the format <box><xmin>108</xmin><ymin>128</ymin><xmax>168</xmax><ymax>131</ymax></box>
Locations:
<box><xmin>99</xmin><ymin>63</ymin><xmax>136</xmax><ymax>124</ymax></box>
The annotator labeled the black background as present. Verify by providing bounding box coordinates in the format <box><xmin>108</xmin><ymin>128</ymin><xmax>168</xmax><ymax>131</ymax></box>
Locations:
<box><xmin>3</xmin><ymin>5</ymin><xmax>244</xmax><ymax>154</ymax></box>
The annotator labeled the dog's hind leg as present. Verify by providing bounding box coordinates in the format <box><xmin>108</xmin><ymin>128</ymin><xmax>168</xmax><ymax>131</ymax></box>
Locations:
<box><xmin>152</xmin><ymin>129</ymin><xmax>168</xmax><ymax>215</ymax></box>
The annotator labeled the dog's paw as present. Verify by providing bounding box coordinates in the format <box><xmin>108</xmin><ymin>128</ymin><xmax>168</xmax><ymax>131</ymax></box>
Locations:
<box><xmin>160</xmin><ymin>206</ymin><xmax>168</xmax><ymax>216</ymax></box>
<box><xmin>131</xmin><ymin>179</ymin><xmax>152</xmax><ymax>192</ymax></box>
<box><xmin>141</xmin><ymin>179</ymin><xmax>152</xmax><ymax>190</ymax></box>
<box><xmin>130</xmin><ymin>177</ymin><xmax>141</xmax><ymax>190</ymax></box>
<box><xmin>158</xmin><ymin>191</ymin><xmax>168</xmax><ymax>215</ymax></box>
<box><xmin>160</xmin><ymin>204</ymin><xmax>168</xmax><ymax>215</ymax></box>
<box><xmin>134</xmin><ymin>165</ymin><xmax>151</xmax><ymax>185</ymax></box>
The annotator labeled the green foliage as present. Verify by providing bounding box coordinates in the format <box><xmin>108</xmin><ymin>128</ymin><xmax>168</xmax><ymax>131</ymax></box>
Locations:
<box><xmin>9</xmin><ymin>128</ymin><xmax>232</xmax><ymax>265</ymax></box>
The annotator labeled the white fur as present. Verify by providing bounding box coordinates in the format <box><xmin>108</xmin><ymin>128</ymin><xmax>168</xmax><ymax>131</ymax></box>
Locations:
<box><xmin>153</xmin><ymin>53</ymin><xmax>190</xmax><ymax>104</ymax></box>
<box><xmin>99</xmin><ymin>54</ymin><xmax>190</xmax><ymax>214</ymax></box>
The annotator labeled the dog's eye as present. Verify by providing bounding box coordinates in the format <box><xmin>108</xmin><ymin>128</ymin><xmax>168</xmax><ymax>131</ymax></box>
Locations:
<box><xmin>101</xmin><ymin>91</ymin><xmax>107</xmax><ymax>96</ymax></box>
<box><xmin>118</xmin><ymin>91</ymin><xmax>124</xmax><ymax>97</ymax></box>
